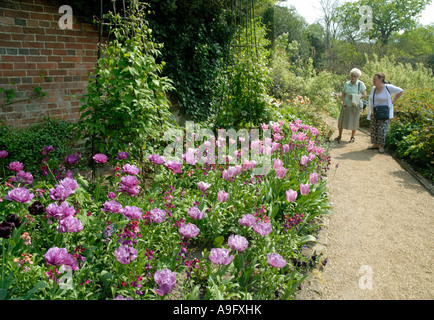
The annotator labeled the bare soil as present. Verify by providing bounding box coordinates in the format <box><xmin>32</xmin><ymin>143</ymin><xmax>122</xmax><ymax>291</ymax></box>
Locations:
<box><xmin>296</xmin><ymin>117</ymin><xmax>434</xmax><ymax>300</ymax></box>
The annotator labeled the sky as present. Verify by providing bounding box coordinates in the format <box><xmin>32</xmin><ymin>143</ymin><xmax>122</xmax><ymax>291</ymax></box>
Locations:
<box><xmin>277</xmin><ymin>0</ymin><xmax>434</xmax><ymax>26</ymax></box>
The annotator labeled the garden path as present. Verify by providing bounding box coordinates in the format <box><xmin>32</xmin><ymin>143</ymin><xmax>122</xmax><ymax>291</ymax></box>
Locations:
<box><xmin>297</xmin><ymin>116</ymin><xmax>434</xmax><ymax>300</ymax></box>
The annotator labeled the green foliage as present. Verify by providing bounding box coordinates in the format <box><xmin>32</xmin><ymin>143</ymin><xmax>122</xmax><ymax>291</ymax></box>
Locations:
<box><xmin>76</xmin><ymin>4</ymin><xmax>176</xmax><ymax>163</ymax></box>
<box><xmin>146</xmin><ymin>0</ymin><xmax>234</xmax><ymax>122</ymax></box>
<box><xmin>359</xmin><ymin>54</ymin><xmax>434</xmax><ymax>93</ymax></box>
<box><xmin>270</xmin><ymin>34</ymin><xmax>345</xmax><ymax>121</ymax></box>
<box><xmin>0</xmin><ymin>118</ymin><xmax>74</xmax><ymax>179</ymax></box>
<box><xmin>385</xmin><ymin>88</ymin><xmax>434</xmax><ymax>180</ymax></box>
<box><xmin>214</xmin><ymin>20</ymin><xmax>273</xmax><ymax>128</ymax></box>
<box><xmin>334</xmin><ymin>0</ymin><xmax>431</xmax><ymax>46</ymax></box>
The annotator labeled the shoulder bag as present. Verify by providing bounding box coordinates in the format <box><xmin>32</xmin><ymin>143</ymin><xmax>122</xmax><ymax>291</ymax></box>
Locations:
<box><xmin>358</xmin><ymin>82</ymin><xmax>367</xmax><ymax>110</ymax></box>
<box><xmin>373</xmin><ymin>86</ymin><xmax>391</xmax><ymax>120</ymax></box>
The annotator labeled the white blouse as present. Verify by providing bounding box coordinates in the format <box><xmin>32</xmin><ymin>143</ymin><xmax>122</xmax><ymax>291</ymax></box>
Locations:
<box><xmin>367</xmin><ymin>84</ymin><xmax>403</xmax><ymax>120</ymax></box>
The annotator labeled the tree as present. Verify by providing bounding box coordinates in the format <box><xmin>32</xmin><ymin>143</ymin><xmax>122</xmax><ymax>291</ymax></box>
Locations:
<box><xmin>334</xmin><ymin>0</ymin><xmax>432</xmax><ymax>46</ymax></box>
<box><xmin>319</xmin><ymin>0</ymin><xmax>340</xmax><ymax>49</ymax></box>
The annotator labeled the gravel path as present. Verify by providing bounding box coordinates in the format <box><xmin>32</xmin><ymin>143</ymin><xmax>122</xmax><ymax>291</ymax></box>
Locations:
<box><xmin>297</xmin><ymin>117</ymin><xmax>434</xmax><ymax>300</ymax></box>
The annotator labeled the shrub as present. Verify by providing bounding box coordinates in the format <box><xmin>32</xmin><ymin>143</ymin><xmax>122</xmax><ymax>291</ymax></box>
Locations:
<box><xmin>385</xmin><ymin>88</ymin><xmax>433</xmax><ymax>181</ymax></box>
<box><xmin>0</xmin><ymin>117</ymin><xmax>74</xmax><ymax>179</ymax></box>
<box><xmin>359</xmin><ymin>54</ymin><xmax>434</xmax><ymax>94</ymax></box>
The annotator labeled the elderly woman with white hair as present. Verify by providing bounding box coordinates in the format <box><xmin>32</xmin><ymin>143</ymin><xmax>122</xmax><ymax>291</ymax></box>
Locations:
<box><xmin>334</xmin><ymin>68</ymin><xmax>367</xmax><ymax>143</ymax></box>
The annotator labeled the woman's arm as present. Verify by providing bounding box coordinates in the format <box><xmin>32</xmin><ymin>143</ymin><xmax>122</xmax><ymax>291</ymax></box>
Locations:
<box><xmin>361</xmin><ymin>90</ymin><xmax>367</xmax><ymax>99</ymax></box>
<box><xmin>392</xmin><ymin>90</ymin><xmax>403</xmax><ymax>104</ymax></box>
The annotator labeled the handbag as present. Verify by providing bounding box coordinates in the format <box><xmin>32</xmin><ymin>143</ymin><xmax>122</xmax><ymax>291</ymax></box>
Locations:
<box><xmin>372</xmin><ymin>86</ymin><xmax>390</xmax><ymax>120</ymax></box>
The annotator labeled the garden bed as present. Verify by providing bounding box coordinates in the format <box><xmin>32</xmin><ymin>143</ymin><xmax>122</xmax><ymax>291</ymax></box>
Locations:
<box><xmin>0</xmin><ymin>118</ymin><xmax>333</xmax><ymax>300</ymax></box>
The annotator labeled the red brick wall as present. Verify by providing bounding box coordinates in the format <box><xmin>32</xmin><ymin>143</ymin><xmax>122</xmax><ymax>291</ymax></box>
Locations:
<box><xmin>0</xmin><ymin>0</ymin><xmax>101</xmax><ymax>128</ymax></box>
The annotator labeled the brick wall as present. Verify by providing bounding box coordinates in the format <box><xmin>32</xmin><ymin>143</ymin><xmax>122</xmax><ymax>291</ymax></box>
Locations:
<box><xmin>0</xmin><ymin>0</ymin><xmax>101</xmax><ymax>128</ymax></box>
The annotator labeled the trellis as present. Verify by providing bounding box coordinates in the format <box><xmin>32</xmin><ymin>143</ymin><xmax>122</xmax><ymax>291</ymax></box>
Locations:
<box><xmin>217</xmin><ymin>0</ymin><xmax>260</xmax><ymax>129</ymax></box>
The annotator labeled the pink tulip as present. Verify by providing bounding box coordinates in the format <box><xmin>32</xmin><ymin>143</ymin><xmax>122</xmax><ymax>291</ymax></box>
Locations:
<box><xmin>300</xmin><ymin>183</ymin><xmax>310</xmax><ymax>196</ymax></box>
<box><xmin>268</xmin><ymin>253</ymin><xmax>287</xmax><ymax>268</ymax></box>
<box><xmin>300</xmin><ymin>155</ymin><xmax>309</xmax><ymax>166</ymax></box>
<box><xmin>217</xmin><ymin>190</ymin><xmax>229</xmax><ymax>203</ymax></box>
<box><xmin>273</xmin><ymin>158</ymin><xmax>283</xmax><ymax>170</ymax></box>
<box><xmin>198</xmin><ymin>181</ymin><xmax>211</xmax><ymax>192</ymax></box>
<box><xmin>209</xmin><ymin>248</ymin><xmax>234</xmax><ymax>266</ymax></box>
<box><xmin>275</xmin><ymin>166</ymin><xmax>287</xmax><ymax>179</ymax></box>
<box><xmin>188</xmin><ymin>206</ymin><xmax>205</xmax><ymax>220</ymax></box>
<box><xmin>286</xmin><ymin>189</ymin><xmax>297</xmax><ymax>202</ymax></box>
<box><xmin>309</xmin><ymin>172</ymin><xmax>318</xmax><ymax>184</ymax></box>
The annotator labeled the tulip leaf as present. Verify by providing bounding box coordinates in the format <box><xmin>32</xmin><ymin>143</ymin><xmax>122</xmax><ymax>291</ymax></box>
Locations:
<box><xmin>299</xmin><ymin>235</ymin><xmax>317</xmax><ymax>244</ymax></box>
<box><xmin>22</xmin><ymin>281</ymin><xmax>46</xmax><ymax>300</ymax></box>
<box><xmin>0</xmin><ymin>289</ymin><xmax>7</xmax><ymax>300</ymax></box>
<box><xmin>213</xmin><ymin>236</ymin><xmax>224</xmax><ymax>248</ymax></box>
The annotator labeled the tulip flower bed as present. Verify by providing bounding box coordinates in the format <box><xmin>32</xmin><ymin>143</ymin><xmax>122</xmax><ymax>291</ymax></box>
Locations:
<box><xmin>0</xmin><ymin>118</ymin><xmax>332</xmax><ymax>300</ymax></box>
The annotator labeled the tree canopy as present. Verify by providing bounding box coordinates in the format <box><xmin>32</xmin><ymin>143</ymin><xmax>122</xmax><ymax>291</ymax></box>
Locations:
<box><xmin>334</xmin><ymin>0</ymin><xmax>432</xmax><ymax>46</ymax></box>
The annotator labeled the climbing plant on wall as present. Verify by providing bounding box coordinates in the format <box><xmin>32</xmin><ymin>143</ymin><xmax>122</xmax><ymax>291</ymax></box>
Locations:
<box><xmin>76</xmin><ymin>3</ymin><xmax>176</xmax><ymax>163</ymax></box>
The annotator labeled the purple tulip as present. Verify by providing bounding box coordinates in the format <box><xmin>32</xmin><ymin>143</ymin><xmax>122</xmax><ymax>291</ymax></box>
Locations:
<box><xmin>183</xmin><ymin>150</ymin><xmax>197</xmax><ymax>165</ymax></box>
<box><xmin>209</xmin><ymin>248</ymin><xmax>234</xmax><ymax>266</ymax></box>
<box><xmin>57</xmin><ymin>216</ymin><xmax>83</xmax><ymax>233</ymax></box>
<box><xmin>148</xmin><ymin>154</ymin><xmax>165</xmax><ymax>165</ymax></box>
<box><xmin>150</xmin><ymin>208</ymin><xmax>167</xmax><ymax>223</ymax></box>
<box><xmin>238</xmin><ymin>214</ymin><xmax>257</xmax><ymax>227</ymax></box>
<box><xmin>93</xmin><ymin>153</ymin><xmax>107</xmax><ymax>163</ymax></box>
<box><xmin>116</xmin><ymin>151</ymin><xmax>130</xmax><ymax>160</ymax></box>
<box><xmin>217</xmin><ymin>190</ymin><xmax>229</xmax><ymax>203</ymax></box>
<box><xmin>11</xmin><ymin>170</ymin><xmax>34</xmax><ymax>185</ymax></box>
<box><xmin>59</xmin><ymin>177</ymin><xmax>79</xmax><ymax>191</ymax></box>
<box><xmin>120</xmin><ymin>175</ymin><xmax>139</xmax><ymax>187</ymax></box>
<box><xmin>268</xmin><ymin>253</ymin><xmax>287</xmax><ymax>268</ymax></box>
<box><xmin>117</xmin><ymin>175</ymin><xmax>140</xmax><ymax>196</ymax></box>
<box><xmin>165</xmin><ymin>160</ymin><xmax>182</xmax><ymax>173</ymax></box>
<box><xmin>49</xmin><ymin>184</ymin><xmax>74</xmax><ymax>201</ymax></box>
<box><xmin>114</xmin><ymin>244</ymin><xmax>138</xmax><ymax>265</ymax></box>
<box><xmin>188</xmin><ymin>206</ymin><xmax>205</xmax><ymax>220</ymax></box>
<box><xmin>228</xmin><ymin>234</ymin><xmax>249</xmax><ymax>252</ymax></box>
<box><xmin>107</xmin><ymin>192</ymin><xmax>117</xmax><ymax>199</ymax></box>
<box><xmin>0</xmin><ymin>150</ymin><xmax>8</xmax><ymax>159</ymax></box>
<box><xmin>114</xmin><ymin>295</ymin><xmax>133</xmax><ymax>300</ymax></box>
<box><xmin>286</xmin><ymin>189</ymin><xmax>298</xmax><ymax>203</ymax></box>
<box><xmin>198</xmin><ymin>181</ymin><xmax>211</xmax><ymax>193</ymax></box>
<box><xmin>44</xmin><ymin>247</ymin><xmax>78</xmax><ymax>270</ymax></box>
<box><xmin>179</xmin><ymin>223</ymin><xmax>200</xmax><ymax>239</ymax></box>
<box><xmin>0</xmin><ymin>221</ymin><xmax>14</xmax><ymax>239</ymax></box>
<box><xmin>154</xmin><ymin>268</ymin><xmax>176</xmax><ymax>296</ymax></box>
<box><xmin>122</xmin><ymin>164</ymin><xmax>140</xmax><ymax>176</ymax></box>
<box><xmin>101</xmin><ymin>200</ymin><xmax>122</xmax><ymax>214</ymax></box>
<box><xmin>46</xmin><ymin>201</ymin><xmax>76</xmax><ymax>219</ymax></box>
<box><xmin>117</xmin><ymin>184</ymin><xmax>140</xmax><ymax>197</ymax></box>
<box><xmin>5</xmin><ymin>187</ymin><xmax>34</xmax><ymax>203</ymax></box>
<box><xmin>309</xmin><ymin>172</ymin><xmax>318</xmax><ymax>185</ymax></box>
<box><xmin>121</xmin><ymin>206</ymin><xmax>143</xmax><ymax>220</ymax></box>
<box><xmin>8</xmin><ymin>161</ymin><xmax>24</xmax><ymax>172</ymax></box>
<box><xmin>300</xmin><ymin>183</ymin><xmax>310</xmax><ymax>196</ymax></box>
<box><xmin>253</xmin><ymin>222</ymin><xmax>272</xmax><ymax>236</ymax></box>
<box><xmin>42</xmin><ymin>145</ymin><xmax>55</xmax><ymax>155</ymax></box>
<box><xmin>65</xmin><ymin>154</ymin><xmax>79</xmax><ymax>165</ymax></box>
<box><xmin>6</xmin><ymin>214</ymin><xmax>21</xmax><ymax>229</ymax></box>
